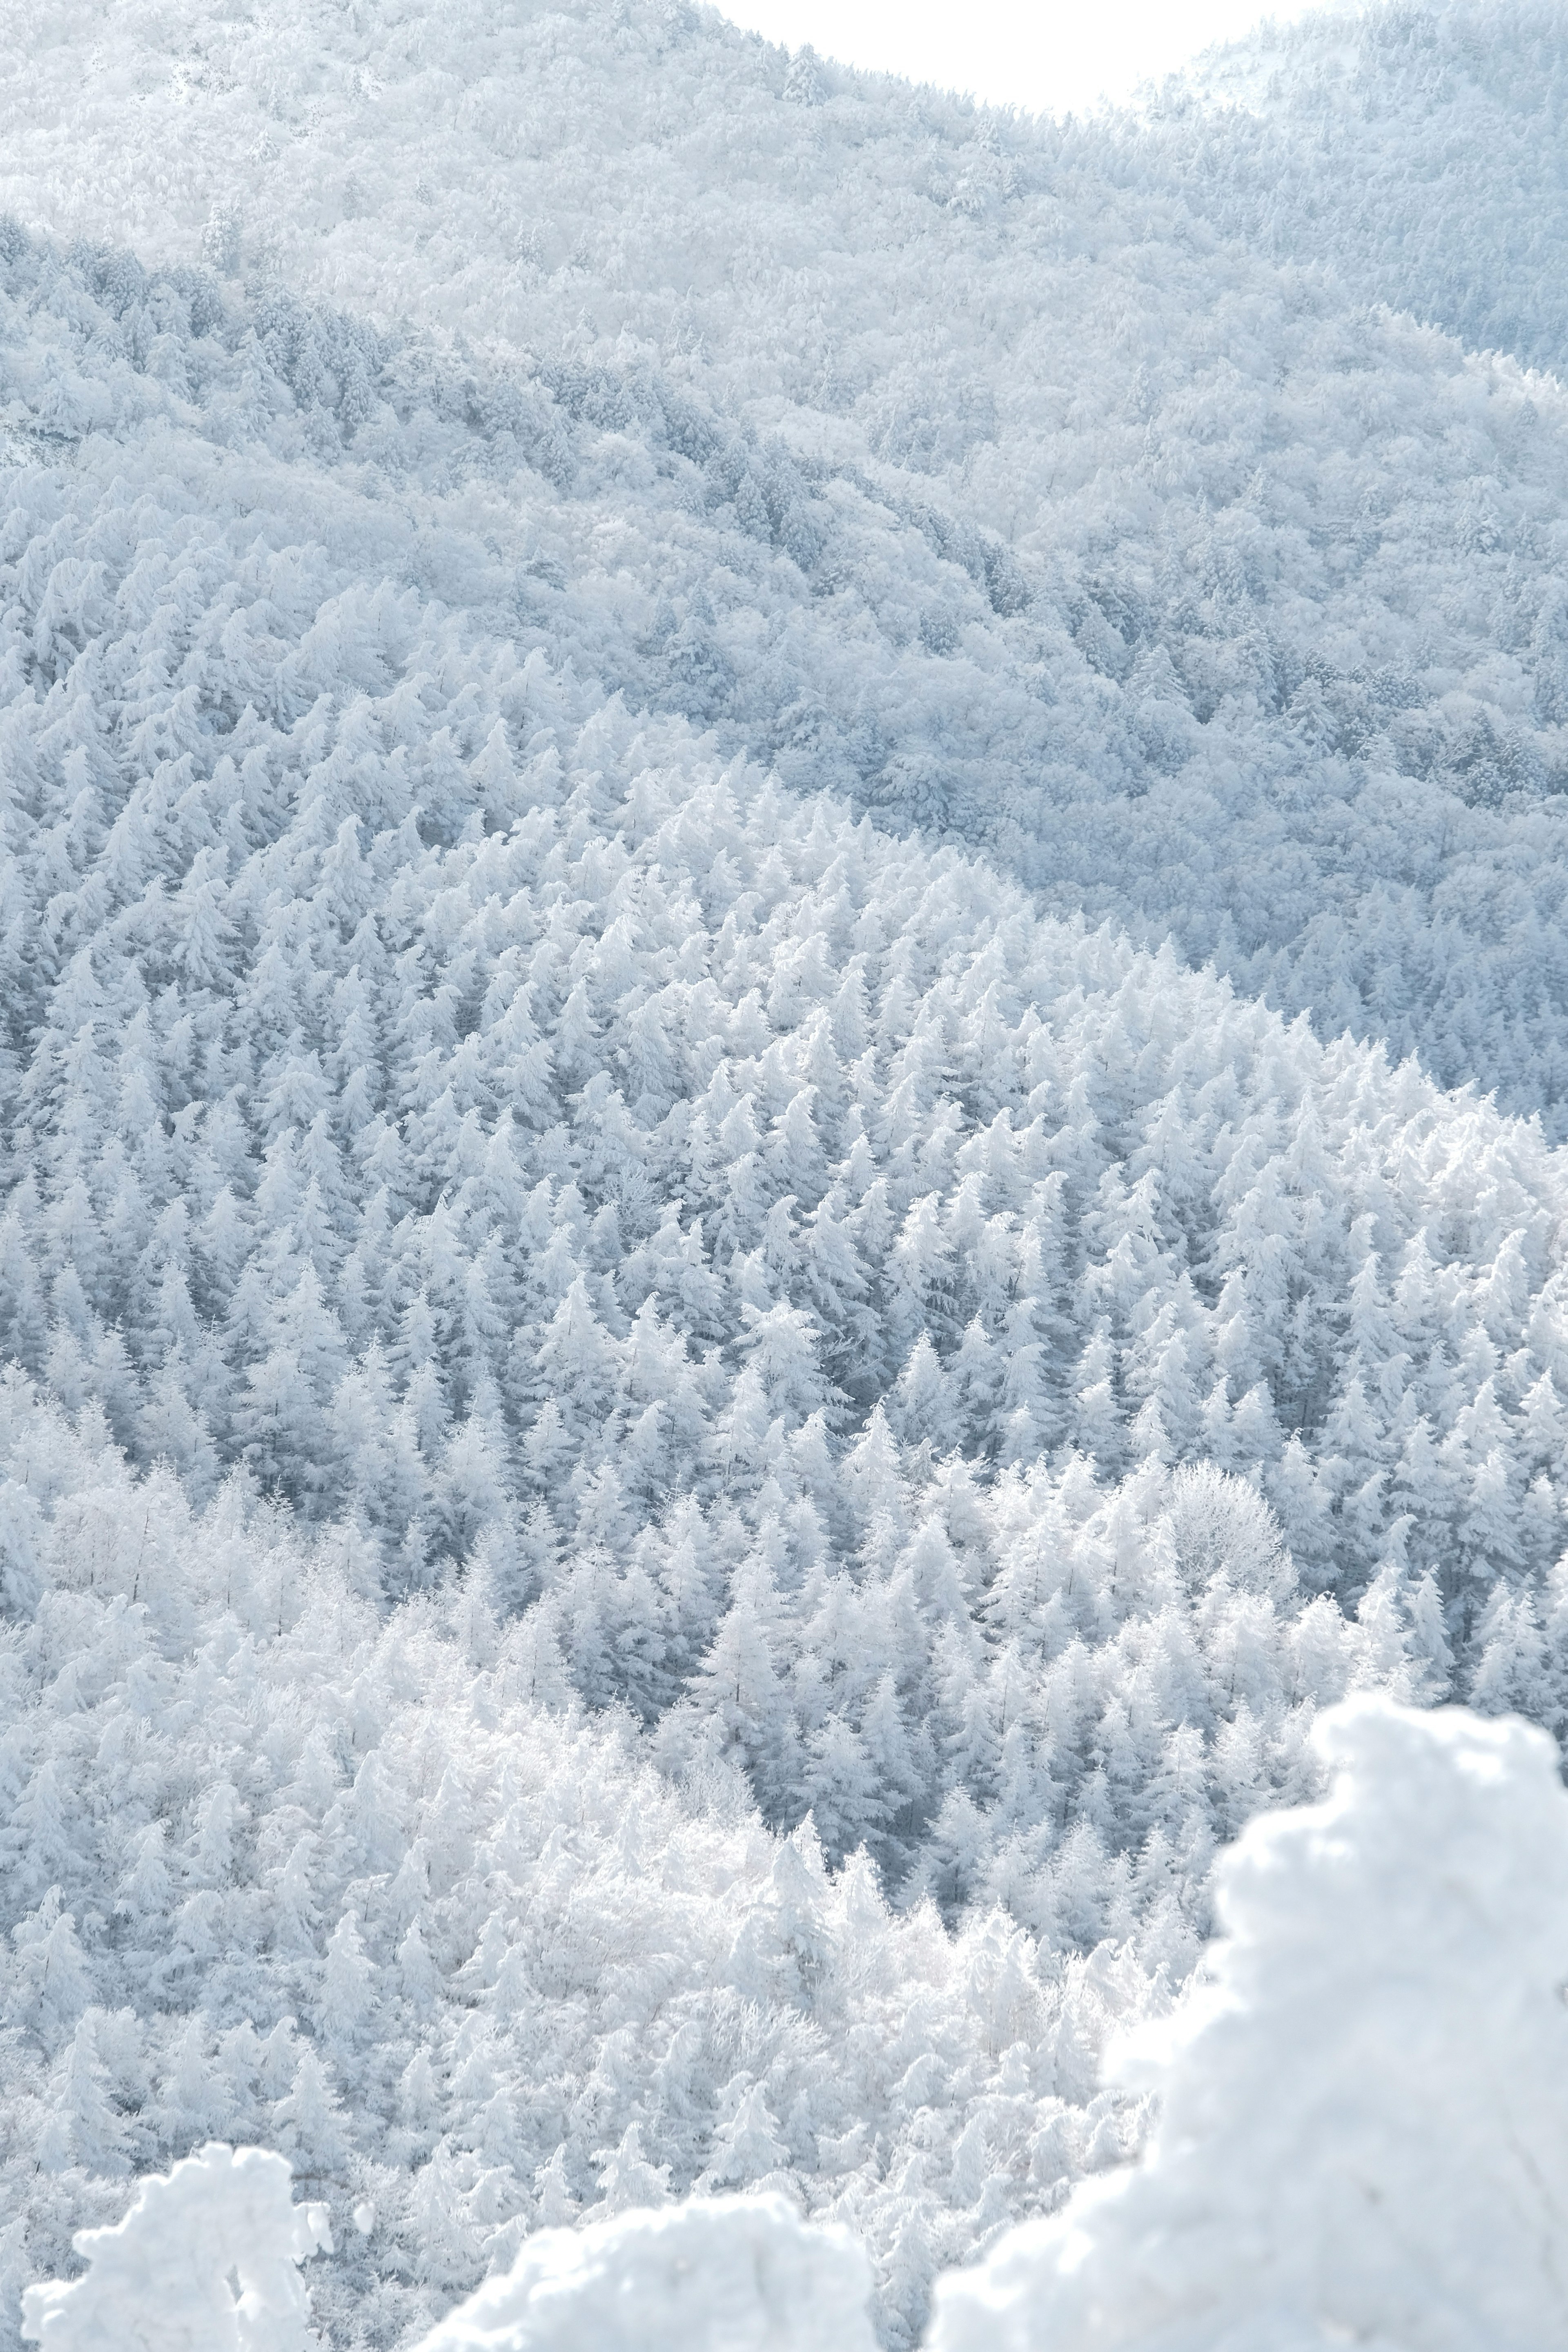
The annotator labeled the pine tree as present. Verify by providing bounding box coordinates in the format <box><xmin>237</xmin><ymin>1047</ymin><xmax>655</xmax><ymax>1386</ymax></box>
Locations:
<box><xmin>46</xmin><ymin>2009</ymin><xmax>131</xmax><ymax>2175</ymax></box>
<box><xmin>273</xmin><ymin>2047</ymin><xmax>350</xmax><ymax>2178</ymax></box>
<box><xmin>699</xmin><ymin>2077</ymin><xmax>791</xmax><ymax>2192</ymax></box>
<box><xmin>318</xmin><ymin>1909</ymin><xmax>377</xmax><ymax>2046</ymax></box>
<box><xmin>592</xmin><ymin>2120</ymin><xmax>671</xmax><ymax>2213</ymax></box>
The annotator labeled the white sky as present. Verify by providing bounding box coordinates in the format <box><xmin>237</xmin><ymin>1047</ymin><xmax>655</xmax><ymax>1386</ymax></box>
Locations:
<box><xmin>717</xmin><ymin>0</ymin><xmax>1328</xmax><ymax>116</ymax></box>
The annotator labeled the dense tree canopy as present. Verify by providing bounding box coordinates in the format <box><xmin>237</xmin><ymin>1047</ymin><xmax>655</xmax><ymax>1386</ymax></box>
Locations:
<box><xmin>6</xmin><ymin>1</ymin><xmax>1568</xmax><ymax>2344</ymax></box>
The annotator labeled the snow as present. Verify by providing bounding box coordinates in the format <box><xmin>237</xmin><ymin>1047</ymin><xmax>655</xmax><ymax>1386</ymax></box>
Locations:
<box><xmin>20</xmin><ymin>2144</ymin><xmax>331</xmax><ymax>2352</ymax></box>
<box><xmin>6</xmin><ymin>0</ymin><xmax>1568</xmax><ymax>2344</ymax></box>
<box><xmin>930</xmin><ymin>1695</ymin><xmax>1568</xmax><ymax>2352</ymax></box>
<box><xmin>412</xmin><ymin>2195</ymin><xmax>876</xmax><ymax>2352</ymax></box>
<box><xmin>25</xmin><ymin>1697</ymin><xmax>1568</xmax><ymax>2352</ymax></box>
<box><xmin>7</xmin><ymin>9</ymin><xmax>1568</xmax><ymax>1123</ymax></box>
<box><xmin>1145</xmin><ymin>1</ymin><xmax>1568</xmax><ymax>380</ymax></box>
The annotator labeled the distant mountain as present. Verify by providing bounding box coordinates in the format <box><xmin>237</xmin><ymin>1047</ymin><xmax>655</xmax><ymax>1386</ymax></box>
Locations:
<box><xmin>1141</xmin><ymin>0</ymin><xmax>1568</xmax><ymax>378</ymax></box>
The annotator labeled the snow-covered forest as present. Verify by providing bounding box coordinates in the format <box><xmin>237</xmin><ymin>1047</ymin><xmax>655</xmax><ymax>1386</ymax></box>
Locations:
<box><xmin>5</xmin><ymin>0</ymin><xmax>1568</xmax><ymax>2344</ymax></box>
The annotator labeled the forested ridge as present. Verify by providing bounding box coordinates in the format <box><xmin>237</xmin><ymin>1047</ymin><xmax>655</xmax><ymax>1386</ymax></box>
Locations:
<box><xmin>5</xmin><ymin>2</ymin><xmax>1568</xmax><ymax>2345</ymax></box>
<box><xmin>13</xmin><ymin>11</ymin><xmax>1568</xmax><ymax>1116</ymax></box>
<box><xmin>1143</xmin><ymin>0</ymin><xmax>1568</xmax><ymax>380</ymax></box>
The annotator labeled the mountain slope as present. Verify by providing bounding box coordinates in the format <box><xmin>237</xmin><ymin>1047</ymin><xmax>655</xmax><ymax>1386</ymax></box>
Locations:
<box><xmin>3</xmin><ymin>229</ymin><xmax>1564</xmax><ymax>1661</ymax></box>
<box><xmin>1</xmin><ymin>203</ymin><xmax>1564</xmax><ymax>2346</ymax></box>
<box><xmin>1142</xmin><ymin>0</ymin><xmax>1568</xmax><ymax>380</ymax></box>
<box><xmin>0</xmin><ymin>1414</ymin><xmax>1160</xmax><ymax>2351</ymax></box>
<box><xmin>4</xmin><ymin>4</ymin><xmax>1568</xmax><ymax>2345</ymax></box>
<box><xmin>7</xmin><ymin>4</ymin><xmax>1568</xmax><ymax>1121</ymax></box>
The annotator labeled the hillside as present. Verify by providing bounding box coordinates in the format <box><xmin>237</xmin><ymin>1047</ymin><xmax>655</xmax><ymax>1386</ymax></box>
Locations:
<box><xmin>8</xmin><ymin>4</ymin><xmax>1568</xmax><ymax>1119</ymax></box>
<box><xmin>4</xmin><ymin>1</ymin><xmax>1568</xmax><ymax>2346</ymax></box>
<box><xmin>1143</xmin><ymin>0</ymin><xmax>1568</xmax><ymax>378</ymax></box>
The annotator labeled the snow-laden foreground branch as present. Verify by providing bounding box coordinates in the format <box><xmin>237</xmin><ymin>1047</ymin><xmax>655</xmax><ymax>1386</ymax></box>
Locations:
<box><xmin>18</xmin><ymin>2145</ymin><xmax>334</xmax><ymax>2352</ymax></box>
<box><xmin>22</xmin><ymin>1695</ymin><xmax>1568</xmax><ymax>2352</ymax></box>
